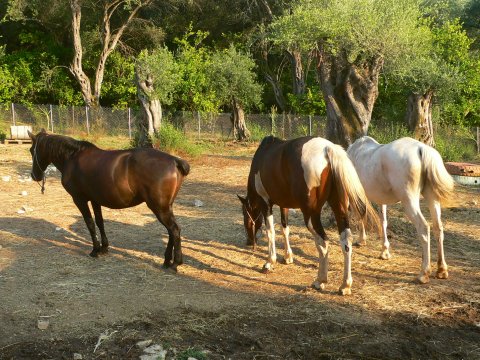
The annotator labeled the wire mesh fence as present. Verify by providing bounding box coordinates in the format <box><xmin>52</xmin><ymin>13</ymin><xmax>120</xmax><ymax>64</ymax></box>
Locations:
<box><xmin>0</xmin><ymin>103</ymin><xmax>329</xmax><ymax>140</ymax></box>
<box><xmin>1</xmin><ymin>103</ymin><xmax>478</xmax><ymax>155</ymax></box>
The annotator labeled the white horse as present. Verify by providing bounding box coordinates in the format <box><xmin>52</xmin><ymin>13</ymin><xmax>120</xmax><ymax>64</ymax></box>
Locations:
<box><xmin>347</xmin><ymin>136</ymin><xmax>454</xmax><ymax>284</ymax></box>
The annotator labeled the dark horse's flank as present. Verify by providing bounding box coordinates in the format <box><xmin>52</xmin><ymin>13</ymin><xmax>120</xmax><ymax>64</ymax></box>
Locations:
<box><xmin>238</xmin><ymin>136</ymin><xmax>379</xmax><ymax>295</ymax></box>
<box><xmin>28</xmin><ymin>129</ymin><xmax>190</xmax><ymax>270</ymax></box>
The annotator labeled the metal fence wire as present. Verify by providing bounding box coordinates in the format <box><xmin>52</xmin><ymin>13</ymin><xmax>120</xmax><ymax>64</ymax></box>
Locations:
<box><xmin>1</xmin><ymin>103</ymin><xmax>329</xmax><ymax>140</ymax></box>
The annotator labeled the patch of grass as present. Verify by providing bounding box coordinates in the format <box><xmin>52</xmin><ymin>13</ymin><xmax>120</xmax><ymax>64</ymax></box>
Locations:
<box><xmin>177</xmin><ymin>347</ymin><xmax>208</xmax><ymax>360</ymax></box>
<box><xmin>435</xmin><ymin>127</ymin><xmax>477</xmax><ymax>162</ymax></box>
<box><xmin>153</xmin><ymin>122</ymin><xmax>205</xmax><ymax>157</ymax></box>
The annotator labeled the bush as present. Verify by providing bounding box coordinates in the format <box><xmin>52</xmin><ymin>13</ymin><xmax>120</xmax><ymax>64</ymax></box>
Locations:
<box><xmin>152</xmin><ymin>122</ymin><xmax>203</xmax><ymax>156</ymax></box>
<box><xmin>0</xmin><ymin>130</ymin><xmax>6</xmax><ymax>143</ymax></box>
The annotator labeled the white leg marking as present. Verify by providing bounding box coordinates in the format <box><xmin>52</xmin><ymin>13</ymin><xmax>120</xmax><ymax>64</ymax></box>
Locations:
<box><xmin>307</xmin><ymin>218</ymin><xmax>329</xmax><ymax>291</ymax></box>
<box><xmin>339</xmin><ymin>229</ymin><xmax>353</xmax><ymax>295</ymax></box>
<box><xmin>282</xmin><ymin>225</ymin><xmax>294</xmax><ymax>264</ymax></box>
<box><xmin>263</xmin><ymin>214</ymin><xmax>276</xmax><ymax>272</ymax></box>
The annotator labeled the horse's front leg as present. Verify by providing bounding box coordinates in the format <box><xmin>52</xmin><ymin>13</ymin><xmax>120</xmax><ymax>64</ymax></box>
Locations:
<box><xmin>262</xmin><ymin>206</ymin><xmax>276</xmax><ymax>273</ymax></box>
<box><xmin>72</xmin><ymin>197</ymin><xmax>101</xmax><ymax>257</ymax></box>
<box><xmin>379</xmin><ymin>204</ymin><xmax>391</xmax><ymax>260</ymax></box>
<box><xmin>92</xmin><ymin>202</ymin><xmax>109</xmax><ymax>254</ymax></box>
<box><xmin>280</xmin><ymin>208</ymin><xmax>293</xmax><ymax>264</ymax></box>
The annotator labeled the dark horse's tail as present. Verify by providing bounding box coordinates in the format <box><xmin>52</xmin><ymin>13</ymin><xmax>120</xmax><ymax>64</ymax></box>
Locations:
<box><xmin>175</xmin><ymin>158</ymin><xmax>190</xmax><ymax>176</ymax></box>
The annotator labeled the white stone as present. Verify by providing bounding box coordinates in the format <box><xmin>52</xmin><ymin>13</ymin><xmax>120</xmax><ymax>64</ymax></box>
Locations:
<box><xmin>20</xmin><ymin>191</ymin><xmax>28</xmax><ymax>196</ymax></box>
<box><xmin>143</xmin><ymin>344</ymin><xmax>164</xmax><ymax>354</ymax></box>
<box><xmin>37</xmin><ymin>319</ymin><xmax>49</xmax><ymax>330</ymax></box>
<box><xmin>2</xmin><ymin>175</ymin><xmax>11</xmax><ymax>182</ymax></box>
<box><xmin>73</xmin><ymin>353</ymin><xmax>83</xmax><ymax>360</ymax></box>
<box><xmin>193</xmin><ymin>199</ymin><xmax>204</xmax><ymax>207</ymax></box>
<box><xmin>136</xmin><ymin>340</ymin><xmax>153</xmax><ymax>349</ymax></box>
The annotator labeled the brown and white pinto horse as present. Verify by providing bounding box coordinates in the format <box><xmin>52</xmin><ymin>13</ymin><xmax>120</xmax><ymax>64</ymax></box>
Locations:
<box><xmin>28</xmin><ymin>129</ymin><xmax>189</xmax><ymax>270</ymax></box>
<box><xmin>238</xmin><ymin>136</ymin><xmax>379</xmax><ymax>295</ymax></box>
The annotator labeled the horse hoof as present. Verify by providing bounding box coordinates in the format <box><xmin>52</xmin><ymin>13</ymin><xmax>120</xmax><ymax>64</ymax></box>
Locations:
<box><xmin>417</xmin><ymin>274</ymin><xmax>430</xmax><ymax>284</ymax></box>
<box><xmin>380</xmin><ymin>250</ymin><xmax>391</xmax><ymax>260</ymax></box>
<box><xmin>261</xmin><ymin>263</ymin><xmax>273</xmax><ymax>273</ymax></box>
<box><xmin>339</xmin><ymin>287</ymin><xmax>352</xmax><ymax>296</ymax></box>
<box><xmin>89</xmin><ymin>250</ymin><xmax>100</xmax><ymax>257</ymax></box>
<box><xmin>312</xmin><ymin>281</ymin><xmax>326</xmax><ymax>291</ymax></box>
<box><xmin>436</xmin><ymin>269</ymin><xmax>449</xmax><ymax>279</ymax></box>
<box><xmin>99</xmin><ymin>246</ymin><xmax>109</xmax><ymax>254</ymax></box>
<box><xmin>284</xmin><ymin>255</ymin><xmax>294</xmax><ymax>265</ymax></box>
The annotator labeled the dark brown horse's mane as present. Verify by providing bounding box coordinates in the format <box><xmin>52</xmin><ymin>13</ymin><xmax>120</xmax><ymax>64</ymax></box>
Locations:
<box><xmin>38</xmin><ymin>133</ymin><xmax>97</xmax><ymax>161</ymax></box>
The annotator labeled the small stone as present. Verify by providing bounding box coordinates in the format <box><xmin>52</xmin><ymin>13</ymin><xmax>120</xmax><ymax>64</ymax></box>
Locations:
<box><xmin>136</xmin><ymin>340</ymin><xmax>153</xmax><ymax>349</ymax></box>
<box><xmin>21</xmin><ymin>205</ymin><xmax>33</xmax><ymax>212</ymax></box>
<box><xmin>55</xmin><ymin>227</ymin><xmax>62</xmax><ymax>231</ymax></box>
<box><xmin>20</xmin><ymin>191</ymin><xmax>28</xmax><ymax>196</ymax></box>
<box><xmin>37</xmin><ymin>319</ymin><xmax>49</xmax><ymax>330</ymax></box>
<box><xmin>17</xmin><ymin>209</ymin><xmax>26</xmax><ymax>214</ymax></box>
<box><xmin>73</xmin><ymin>353</ymin><xmax>83</xmax><ymax>360</ymax></box>
<box><xmin>2</xmin><ymin>175</ymin><xmax>11</xmax><ymax>182</ymax></box>
<box><xmin>143</xmin><ymin>344</ymin><xmax>163</xmax><ymax>354</ymax></box>
<box><xmin>193</xmin><ymin>199</ymin><xmax>204</xmax><ymax>207</ymax></box>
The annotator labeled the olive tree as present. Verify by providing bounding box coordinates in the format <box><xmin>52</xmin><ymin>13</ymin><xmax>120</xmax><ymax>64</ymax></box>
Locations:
<box><xmin>134</xmin><ymin>47</ymin><xmax>180</xmax><ymax>147</ymax></box>
<box><xmin>270</xmin><ymin>0</ymin><xmax>432</xmax><ymax>147</ymax></box>
<box><xmin>208</xmin><ymin>45</ymin><xmax>263</xmax><ymax>141</ymax></box>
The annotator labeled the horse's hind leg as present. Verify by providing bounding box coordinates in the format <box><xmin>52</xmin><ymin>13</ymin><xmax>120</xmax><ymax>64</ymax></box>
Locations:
<box><xmin>92</xmin><ymin>202</ymin><xmax>109</xmax><ymax>253</ymax></box>
<box><xmin>72</xmin><ymin>197</ymin><xmax>101</xmax><ymax>257</ymax></box>
<box><xmin>280</xmin><ymin>208</ymin><xmax>293</xmax><ymax>264</ymax></box>
<box><xmin>402</xmin><ymin>197</ymin><xmax>431</xmax><ymax>283</ymax></box>
<box><xmin>425</xmin><ymin>193</ymin><xmax>448</xmax><ymax>279</ymax></box>
<box><xmin>149</xmin><ymin>203</ymin><xmax>183</xmax><ymax>271</ymax></box>
<box><xmin>262</xmin><ymin>205</ymin><xmax>277</xmax><ymax>272</ymax></box>
<box><xmin>304</xmin><ymin>211</ymin><xmax>330</xmax><ymax>291</ymax></box>
<box><xmin>379</xmin><ymin>204</ymin><xmax>391</xmax><ymax>260</ymax></box>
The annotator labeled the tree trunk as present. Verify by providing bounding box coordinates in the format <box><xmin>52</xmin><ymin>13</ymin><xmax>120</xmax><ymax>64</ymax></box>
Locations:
<box><xmin>231</xmin><ymin>98</ymin><xmax>250</xmax><ymax>141</ymax></box>
<box><xmin>69</xmin><ymin>0</ymin><xmax>151</xmax><ymax>107</ymax></box>
<box><xmin>317</xmin><ymin>49</ymin><xmax>383</xmax><ymax>148</ymax></box>
<box><xmin>286</xmin><ymin>48</ymin><xmax>306</xmax><ymax>96</ymax></box>
<box><xmin>135</xmin><ymin>71</ymin><xmax>162</xmax><ymax>148</ymax></box>
<box><xmin>405</xmin><ymin>90</ymin><xmax>435</xmax><ymax>147</ymax></box>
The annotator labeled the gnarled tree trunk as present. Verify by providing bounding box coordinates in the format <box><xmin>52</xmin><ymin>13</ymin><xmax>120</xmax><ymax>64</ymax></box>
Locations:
<box><xmin>405</xmin><ymin>90</ymin><xmax>435</xmax><ymax>147</ymax></box>
<box><xmin>231</xmin><ymin>98</ymin><xmax>250</xmax><ymax>141</ymax></box>
<box><xmin>286</xmin><ymin>47</ymin><xmax>306</xmax><ymax>97</ymax></box>
<box><xmin>135</xmin><ymin>71</ymin><xmax>162</xmax><ymax>148</ymax></box>
<box><xmin>317</xmin><ymin>49</ymin><xmax>383</xmax><ymax>148</ymax></box>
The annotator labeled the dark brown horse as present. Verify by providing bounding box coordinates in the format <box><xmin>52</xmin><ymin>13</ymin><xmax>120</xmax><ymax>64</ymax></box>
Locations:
<box><xmin>238</xmin><ymin>136</ymin><xmax>379</xmax><ymax>295</ymax></box>
<box><xmin>28</xmin><ymin>129</ymin><xmax>189</xmax><ymax>270</ymax></box>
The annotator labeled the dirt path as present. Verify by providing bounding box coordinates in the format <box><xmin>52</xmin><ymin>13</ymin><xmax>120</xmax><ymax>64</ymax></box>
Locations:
<box><xmin>0</xmin><ymin>144</ymin><xmax>479</xmax><ymax>360</ymax></box>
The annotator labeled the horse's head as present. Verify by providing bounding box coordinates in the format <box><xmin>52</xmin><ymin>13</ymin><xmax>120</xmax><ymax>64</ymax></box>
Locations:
<box><xmin>27</xmin><ymin>129</ymin><xmax>48</xmax><ymax>181</ymax></box>
<box><xmin>237</xmin><ymin>194</ymin><xmax>263</xmax><ymax>247</ymax></box>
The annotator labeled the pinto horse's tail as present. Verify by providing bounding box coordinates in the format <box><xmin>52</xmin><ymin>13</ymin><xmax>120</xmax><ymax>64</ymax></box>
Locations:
<box><xmin>326</xmin><ymin>144</ymin><xmax>381</xmax><ymax>231</ymax></box>
<box><xmin>419</xmin><ymin>145</ymin><xmax>454</xmax><ymax>203</ymax></box>
<box><xmin>175</xmin><ymin>158</ymin><xmax>191</xmax><ymax>177</ymax></box>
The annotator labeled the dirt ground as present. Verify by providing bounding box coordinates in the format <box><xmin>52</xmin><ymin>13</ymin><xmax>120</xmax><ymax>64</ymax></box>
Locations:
<box><xmin>0</xmin><ymin>142</ymin><xmax>479</xmax><ymax>360</ymax></box>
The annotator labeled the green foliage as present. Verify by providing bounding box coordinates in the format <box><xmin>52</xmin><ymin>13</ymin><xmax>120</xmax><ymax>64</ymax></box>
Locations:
<box><xmin>287</xmin><ymin>87</ymin><xmax>326</xmax><ymax>115</ymax></box>
<box><xmin>135</xmin><ymin>47</ymin><xmax>180</xmax><ymax>105</ymax></box>
<box><xmin>367</xmin><ymin>122</ymin><xmax>411</xmax><ymax>144</ymax></box>
<box><xmin>434</xmin><ymin>126</ymin><xmax>478</xmax><ymax>161</ymax></box>
<box><xmin>270</xmin><ymin>0</ymin><xmax>429</xmax><ymax>66</ymax></box>
<box><xmin>208</xmin><ymin>44</ymin><xmax>263</xmax><ymax>110</ymax></box>
<box><xmin>174</xmin><ymin>28</ymin><xmax>218</xmax><ymax>113</ymax></box>
<box><xmin>0</xmin><ymin>130</ymin><xmax>6</xmax><ymax>143</ymax></box>
<box><xmin>176</xmin><ymin>347</ymin><xmax>207</xmax><ymax>360</ymax></box>
<box><xmin>152</xmin><ymin>121</ymin><xmax>203</xmax><ymax>156</ymax></box>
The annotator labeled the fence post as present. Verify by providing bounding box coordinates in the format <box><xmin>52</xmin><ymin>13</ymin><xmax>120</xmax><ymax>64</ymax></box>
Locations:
<box><xmin>197</xmin><ymin>111</ymin><xmax>201</xmax><ymax>140</ymax></box>
<box><xmin>86</xmin><ymin>106</ymin><xmax>90</xmax><ymax>135</ymax></box>
<box><xmin>128</xmin><ymin>108</ymin><xmax>132</xmax><ymax>139</ymax></box>
<box><xmin>11</xmin><ymin>103</ymin><xmax>15</xmax><ymax>126</ymax></box>
<box><xmin>309</xmin><ymin>115</ymin><xmax>312</xmax><ymax>136</ymax></box>
<box><xmin>49</xmin><ymin>104</ymin><xmax>54</xmax><ymax>132</ymax></box>
<box><xmin>477</xmin><ymin>127</ymin><xmax>479</xmax><ymax>153</ymax></box>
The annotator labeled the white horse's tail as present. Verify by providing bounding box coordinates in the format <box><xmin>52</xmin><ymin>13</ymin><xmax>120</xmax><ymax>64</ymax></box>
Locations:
<box><xmin>326</xmin><ymin>145</ymin><xmax>381</xmax><ymax>231</ymax></box>
<box><xmin>420</xmin><ymin>145</ymin><xmax>455</xmax><ymax>203</ymax></box>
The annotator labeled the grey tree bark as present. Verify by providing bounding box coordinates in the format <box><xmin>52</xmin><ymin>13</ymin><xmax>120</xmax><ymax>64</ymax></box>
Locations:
<box><xmin>135</xmin><ymin>71</ymin><xmax>162</xmax><ymax>148</ymax></box>
<box><xmin>317</xmin><ymin>49</ymin><xmax>383</xmax><ymax>148</ymax></box>
<box><xmin>69</xmin><ymin>0</ymin><xmax>151</xmax><ymax>107</ymax></box>
<box><xmin>231</xmin><ymin>98</ymin><xmax>250</xmax><ymax>141</ymax></box>
<box><xmin>405</xmin><ymin>90</ymin><xmax>435</xmax><ymax>147</ymax></box>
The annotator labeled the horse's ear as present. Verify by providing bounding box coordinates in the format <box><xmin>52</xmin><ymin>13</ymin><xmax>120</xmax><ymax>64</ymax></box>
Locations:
<box><xmin>27</xmin><ymin>130</ymin><xmax>35</xmax><ymax>140</ymax></box>
<box><xmin>237</xmin><ymin>194</ymin><xmax>247</xmax><ymax>206</ymax></box>
<box><xmin>40</xmin><ymin>128</ymin><xmax>47</xmax><ymax>133</ymax></box>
